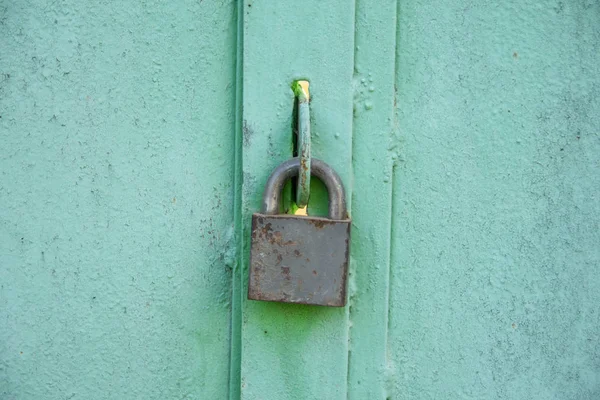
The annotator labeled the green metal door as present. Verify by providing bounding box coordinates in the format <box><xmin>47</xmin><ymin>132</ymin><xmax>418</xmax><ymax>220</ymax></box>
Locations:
<box><xmin>237</xmin><ymin>1</ymin><xmax>600</xmax><ymax>399</ymax></box>
<box><xmin>2</xmin><ymin>1</ymin><xmax>599</xmax><ymax>399</ymax></box>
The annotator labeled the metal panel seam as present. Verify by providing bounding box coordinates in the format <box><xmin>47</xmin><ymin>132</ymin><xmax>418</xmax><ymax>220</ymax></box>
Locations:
<box><xmin>229</xmin><ymin>0</ymin><xmax>245</xmax><ymax>398</ymax></box>
<box><xmin>346</xmin><ymin>0</ymin><xmax>359</xmax><ymax>397</ymax></box>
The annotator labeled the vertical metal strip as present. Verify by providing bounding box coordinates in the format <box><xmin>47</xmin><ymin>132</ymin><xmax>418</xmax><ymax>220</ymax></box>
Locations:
<box><xmin>229</xmin><ymin>0</ymin><xmax>245</xmax><ymax>399</ymax></box>
<box><xmin>347</xmin><ymin>0</ymin><xmax>398</xmax><ymax>398</ymax></box>
<box><xmin>240</xmin><ymin>1</ymin><xmax>355</xmax><ymax>399</ymax></box>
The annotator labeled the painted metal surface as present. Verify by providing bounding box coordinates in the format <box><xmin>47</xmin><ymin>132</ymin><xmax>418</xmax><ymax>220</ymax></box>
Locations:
<box><xmin>388</xmin><ymin>2</ymin><xmax>600</xmax><ymax>399</ymax></box>
<box><xmin>1</xmin><ymin>1</ymin><xmax>238</xmax><ymax>399</ymax></box>
<box><xmin>237</xmin><ymin>1</ymin><xmax>354</xmax><ymax>399</ymax></box>
<box><xmin>346</xmin><ymin>1</ymin><xmax>398</xmax><ymax>398</ymax></box>
<box><xmin>238</xmin><ymin>0</ymin><xmax>600</xmax><ymax>399</ymax></box>
<box><xmin>293</xmin><ymin>82</ymin><xmax>311</xmax><ymax>208</ymax></box>
<box><xmin>1</xmin><ymin>0</ymin><xmax>599</xmax><ymax>399</ymax></box>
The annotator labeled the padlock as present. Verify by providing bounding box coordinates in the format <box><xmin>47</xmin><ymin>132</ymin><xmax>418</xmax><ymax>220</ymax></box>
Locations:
<box><xmin>248</xmin><ymin>157</ymin><xmax>351</xmax><ymax>307</ymax></box>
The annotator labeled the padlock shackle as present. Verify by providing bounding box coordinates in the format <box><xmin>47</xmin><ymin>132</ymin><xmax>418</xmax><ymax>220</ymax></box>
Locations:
<box><xmin>262</xmin><ymin>158</ymin><xmax>347</xmax><ymax>220</ymax></box>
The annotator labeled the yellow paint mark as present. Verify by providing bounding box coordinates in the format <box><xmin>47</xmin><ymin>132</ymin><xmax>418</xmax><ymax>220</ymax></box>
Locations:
<box><xmin>298</xmin><ymin>80</ymin><xmax>310</xmax><ymax>100</ymax></box>
<box><xmin>295</xmin><ymin>206</ymin><xmax>307</xmax><ymax>216</ymax></box>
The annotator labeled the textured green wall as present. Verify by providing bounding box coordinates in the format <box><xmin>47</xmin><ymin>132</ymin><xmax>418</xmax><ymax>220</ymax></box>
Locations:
<box><xmin>389</xmin><ymin>1</ymin><xmax>600</xmax><ymax>399</ymax></box>
<box><xmin>1</xmin><ymin>1</ymin><xmax>237</xmax><ymax>398</ymax></box>
<box><xmin>2</xmin><ymin>1</ymin><xmax>599</xmax><ymax>399</ymax></box>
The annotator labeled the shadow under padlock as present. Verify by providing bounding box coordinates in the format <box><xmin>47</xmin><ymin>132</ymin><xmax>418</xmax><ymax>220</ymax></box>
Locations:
<box><xmin>248</xmin><ymin>157</ymin><xmax>351</xmax><ymax>307</ymax></box>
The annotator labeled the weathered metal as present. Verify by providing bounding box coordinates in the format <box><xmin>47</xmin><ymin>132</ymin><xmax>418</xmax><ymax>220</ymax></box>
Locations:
<box><xmin>248</xmin><ymin>158</ymin><xmax>351</xmax><ymax>306</ymax></box>
<box><xmin>262</xmin><ymin>158</ymin><xmax>346</xmax><ymax>220</ymax></box>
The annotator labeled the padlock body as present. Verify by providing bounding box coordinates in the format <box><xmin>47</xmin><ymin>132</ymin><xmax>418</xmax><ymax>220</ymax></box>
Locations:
<box><xmin>248</xmin><ymin>213</ymin><xmax>351</xmax><ymax>306</ymax></box>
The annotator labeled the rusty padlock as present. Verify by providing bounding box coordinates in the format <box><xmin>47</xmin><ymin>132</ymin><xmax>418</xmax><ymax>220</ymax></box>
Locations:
<box><xmin>248</xmin><ymin>157</ymin><xmax>351</xmax><ymax>307</ymax></box>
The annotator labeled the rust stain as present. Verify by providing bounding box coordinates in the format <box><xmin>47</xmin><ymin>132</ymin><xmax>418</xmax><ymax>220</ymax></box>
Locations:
<box><xmin>269</xmin><ymin>231</ymin><xmax>283</xmax><ymax>244</ymax></box>
<box><xmin>261</xmin><ymin>222</ymin><xmax>273</xmax><ymax>235</ymax></box>
<box><xmin>300</xmin><ymin>156</ymin><xmax>309</xmax><ymax>178</ymax></box>
<box><xmin>311</xmin><ymin>218</ymin><xmax>336</xmax><ymax>229</ymax></box>
<box><xmin>262</xmin><ymin>229</ymin><xmax>297</xmax><ymax>247</ymax></box>
<box><xmin>249</xmin><ymin>213</ymin><xmax>350</xmax><ymax>307</ymax></box>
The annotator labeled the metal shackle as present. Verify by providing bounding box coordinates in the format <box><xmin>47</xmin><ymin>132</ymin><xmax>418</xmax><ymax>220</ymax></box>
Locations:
<box><xmin>262</xmin><ymin>158</ymin><xmax>347</xmax><ymax>220</ymax></box>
